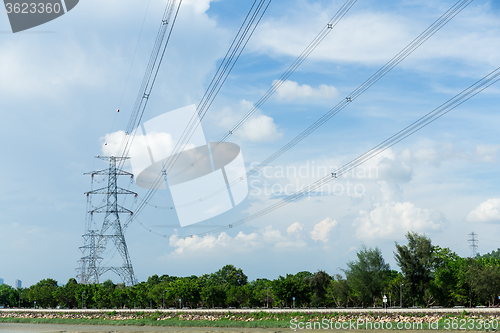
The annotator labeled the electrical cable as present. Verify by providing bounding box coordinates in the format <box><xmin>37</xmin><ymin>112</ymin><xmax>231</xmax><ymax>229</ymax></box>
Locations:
<box><xmin>183</xmin><ymin>66</ymin><xmax>500</xmax><ymax>238</ymax></box>
<box><xmin>128</xmin><ymin>0</ymin><xmax>475</xmax><ymax>220</ymax></box>
<box><xmin>122</xmin><ymin>0</ymin><xmax>274</xmax><ymax>227</ymax></box>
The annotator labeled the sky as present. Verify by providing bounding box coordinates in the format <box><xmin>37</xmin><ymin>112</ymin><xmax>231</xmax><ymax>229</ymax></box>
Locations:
<box><xmin>1</xmin><ymin>0</ymin><xmax>500</xmax><ymax>287</ymax></box>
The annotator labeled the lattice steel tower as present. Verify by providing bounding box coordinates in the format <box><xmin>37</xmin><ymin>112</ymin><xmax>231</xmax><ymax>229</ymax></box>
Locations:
<box><xmin>77</xmin><ymin>156</ymin><xmax>137</xmax><ymax>286</ymax></box>
<box><xmin>468</xmin><ymin>231</ymin><xmax>478</xmax><ymax>258</ymax></box>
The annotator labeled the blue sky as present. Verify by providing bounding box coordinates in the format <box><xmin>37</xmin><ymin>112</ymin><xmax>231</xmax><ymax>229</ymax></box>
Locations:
<box><xmin>1</xmin><ymin>0</ymin><xmax>500</xmax><ymax>287</ymax></box>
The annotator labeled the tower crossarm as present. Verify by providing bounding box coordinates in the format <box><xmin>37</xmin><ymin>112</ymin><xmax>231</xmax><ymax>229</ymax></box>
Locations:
<box><xmin>89</xmin><ymin>204</ymin><xmax>134</xmax><ymax>215</ymax></box>
<box><xmin>86</xmin><ymin>186</ymin><xmax>137</xmax><ymax>196</ymax></box>
<box><xmin>84</xmin><ymin>169</ymin><xmax>134</xmax><ymax>177</ymax></box>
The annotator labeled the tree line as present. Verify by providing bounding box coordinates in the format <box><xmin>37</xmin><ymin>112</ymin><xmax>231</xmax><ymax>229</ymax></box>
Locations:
<box><xmin>1</xmin><ymin>232</ymin><xmax>500</xmax><ymax>309</ymax></box>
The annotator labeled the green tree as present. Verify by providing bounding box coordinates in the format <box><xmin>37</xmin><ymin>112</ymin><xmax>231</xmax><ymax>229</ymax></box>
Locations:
<box><xmin>468</xmin><ymin>258</ymin><xmax>500</xmax><ymax>306</ymax></box>
<box><xmin>226</xmin><ymin>285</ymin><xmax>252</xmax><ymax>307</ymax></box>
<box><xmin>212</xmin><ymin>265</ymin><xmax>248</xmax><ymax>287</ymax></box>
<box><xmin>200</xmin><ymin>283</ymin><xmax>226</xmax><ymax>308</ymax></box>
<box><xmin>308</xmin><ymin>270</ymin><xmax>332</xmax><ymax>307</ymax></box>
<box><xmin>249</xmin><ymin>278</ymin><xmax>272</xmax><ymax>308</ymax></box>
<box><xmin>394</xmin><ymin>232</ymin><xmax>434</xmax><ymax>306</ymax></box>
<box><xmin>27</xmin><ymin>278</ymin><xmax>58</xmax><ymax>308</ymax></box>
<box><xmin>272</xmin><ymin>273</ymin><xmax>311</xmax><ymax>307</ymax></box>
<box><xmin>344</xmin><ymin>246</ymin><xmax>390</xmax><ymax>307</ymax></box>
<box><xmin>327</xmin><ymin>274</ymin><xmax>350</xmax><ymax>307</ymax></box>
<box><xmin>168</xmin><ymin>276</ymin><xmax>201</xmax><ymax>308</ymax></box>
<box><xmin>432</xmin><ymin>247</ymin><xmax>471</xmax><ymax>307</ymax></box>
<box><xmin>0</xmin><ymin>284</ymin><xmax>19</xmax><ymax>307</ymax></box>
<box><xmin>53</xmin><ymin>278</ymin><xmax>79</xmax><ymax>308</ymax></box>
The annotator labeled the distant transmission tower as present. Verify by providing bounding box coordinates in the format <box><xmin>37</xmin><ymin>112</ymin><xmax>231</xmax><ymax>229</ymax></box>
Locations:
<box><xmin>468</xmin><ymin>232</ymin><xmax>478</xmax><ymax>258</ymax></box>
<box><xmin>77</xmin><ymin>156</ymin><xmax>137</xmax><ymax>286</ymax></box>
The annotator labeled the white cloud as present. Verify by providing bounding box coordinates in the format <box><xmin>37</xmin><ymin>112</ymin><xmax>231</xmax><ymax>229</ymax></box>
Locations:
<box><xmin>273</xmin><ymin>80</ymin><xmax>339</xmax><ymax>101</ymax></box>
<box><xmin>183</xmin><ymin>0</ymin><xmax>213</xmax><ymax>14</ymax></box>
<box><xmin>287</xmin><ymin>222</ymin><xmax>304</xmax><ymax>234</ymax></box>
<box><xmin>353</xmin><ymin>202</ymin><xmax>448</xmax><ymax>240</ymax></box>
<box><xmin>310</xmin><ymin>217</ymin><xmax>338</xmax><ymax>243</ymax></box>
<box><xmin>237</xmin><ymin>114</ymin><xmax>283</xmax><ymax>142</ymax></box>
<box><xmin>101</xmin><ymin>130</ymin><xmax>177</xmax><ymax>157</ymax></box>
<box><xmin>251</xmin><ymin>2</ymin><xmax>500</xmax><ymax>72</ymax></box>
<box><xmin>169</xmin><ymin>224</ymin><xmax>308</xmax><ymax>254</ymax></box>
<box><xmin>215</xmin><ymin>100</ymin><xmax>282</xmax><ymax>143</ymax></box>
<box><xmin>466</xmin><ymin>198</ymin><xmax>500</xmax><ymax>223</ymax></box>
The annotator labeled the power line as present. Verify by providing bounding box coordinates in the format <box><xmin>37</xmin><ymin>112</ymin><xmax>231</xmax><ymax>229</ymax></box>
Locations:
<box><xmin>123</xmin><ymin>0</ymin><xmax>274</xmax><ymax>228</ymax></box>
<box><xmin>166</xmin><ymin>0</ymin><xmax>358</xmax><ymax>184</ymax></box>
<box><xmin>131</xmin><ymin>0</ymin><xmax>475</xmax><ymax>216</ymax></box>
<box><xmin>107</xmin><ymin>0</ymin><xmax>153</xmax><ymax>140</ymax></box>
<box><xmin>184</xmin><ymin>66</ymin><xmax>500</xmax><ymax>238</ymax></box>
<box><xmin>161</xmin><ymin>0</ymin><xmax>273</xmax><ymax>176</ymax></box>
<box><xmin>115</xmin><ymin>0</ymin><xmax>184</xmax><ymax>170</ymax></box>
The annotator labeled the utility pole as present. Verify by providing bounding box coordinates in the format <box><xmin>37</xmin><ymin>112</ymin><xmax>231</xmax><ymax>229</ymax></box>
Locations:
<box><xmin>400</xmin><ymin>284</ymin><xmax>404</xmax><ymax>308</ymax></box>
<box><xmin>77</xmin><ymin>156</ymin><xmax>137</xmax><ymax>286</ymax></box>
<box><xmin>469</xmin><ymin>232</ymin><xmax>478</xmax><ymax>258</ymax></box>
<box><xmin>267</xmin><ymin>287</ymin><xmax>271</xmax><ymax>308</ymax></box>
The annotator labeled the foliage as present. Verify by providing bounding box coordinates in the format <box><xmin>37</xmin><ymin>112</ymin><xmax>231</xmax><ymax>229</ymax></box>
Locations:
<box><xmin>344</xmin><ymin>246</ymin><xmax>391</xmax><ymax>307</ymax></box>
<box><xmin>8</xmin><ymin>238</ymin><xmax>500</xmax><ymax>309</ymax></box>
<box><xmin>394</xmin><ymin>232</ymin><xmax>434</xmax><ymax>306</ymax></box>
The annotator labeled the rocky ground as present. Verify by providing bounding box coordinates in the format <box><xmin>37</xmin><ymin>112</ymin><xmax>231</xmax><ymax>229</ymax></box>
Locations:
<box><xmin>1</xmin><ymin>311</ymin><xmax>499</xmax><ymax>322</ymax></box>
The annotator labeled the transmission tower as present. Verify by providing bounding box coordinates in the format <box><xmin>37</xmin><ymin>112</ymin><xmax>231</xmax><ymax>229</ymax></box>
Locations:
<box><xmin>77</xmin><ymin>156</ymin><xmax>138</xmax><ymax>286</ymax></box>
<box><xmin>468</xmin><ymin>232</ymin><xmax>478</xmax><ymax>258</ymax></box>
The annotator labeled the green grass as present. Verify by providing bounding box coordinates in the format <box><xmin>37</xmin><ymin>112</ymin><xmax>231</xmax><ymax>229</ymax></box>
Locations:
<box><xmin>1</xmin><ymin>312</ymin><xmax>498</xmax><ymax>330</ymax></box>
<box><xmin>0</xmin><ymin>317</ymin><xmax>290</xmax><ymax>328</ymax></box>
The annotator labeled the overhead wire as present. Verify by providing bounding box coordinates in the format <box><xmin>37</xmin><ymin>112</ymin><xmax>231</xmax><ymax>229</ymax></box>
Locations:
<box><xmin>129</xmin><ymin>0</ymin><xmax>475</xmax><ymax>217</ymax></box>
<box><xmin>185</xmin><ymin>65</ymin><xmax>500</xmax><ymax>238</ymax></box>
<box><xmin>122</xmin><ymin>0</ymin><xmax>274</xmax><ymax>228</ymax></box>
<box><xmin>124</xmin><ymin>0</ymin><xmax>357</xmax><ymax>225</ymax></box>
<box><xmin>166</xmin><ymin>0</ymin><xmax>358</xmax><ymax>183</ymax></box>
<box><xmin>161</xmin><ymin>0</ymin><xmax>273</xmax><ymax>176</ymax></box>
<box><xmin>115</xmin><ymin>0</ymin><xmax>184</xmax><ymax>170</ymax></box>
<box><xmin>106</xmin><ymin>0</ymin><xmax>153</xmax><ymax>139</ymax></box>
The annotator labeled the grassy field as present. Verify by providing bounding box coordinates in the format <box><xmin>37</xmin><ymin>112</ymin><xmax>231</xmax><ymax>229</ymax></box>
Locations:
<box><xmin>0</xmin><ymin>311</ymin><xmax>497</xmax><ymax>329</ymax></box>
<box><xmin>0</xmin><ymin>316</ymin><xmax>290</xmax><ymax>328</ymax></box>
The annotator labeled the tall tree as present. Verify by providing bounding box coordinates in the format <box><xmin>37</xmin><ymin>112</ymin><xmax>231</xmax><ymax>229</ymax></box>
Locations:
<box><xmin>308</xmin><ymin>270</ymin><xmax>331</xmax><ymax>307</ymax></box>
<box><xmin>394</xmin><ymin>232</ymin><xmax>434</xmax><ymax>306</ymax></box>
<box><xmin>272</xmin><ymin>273</ymin><xmax>311</xmax><ymax>307</ymax></box>
<box><xmin>467</xmin><ymin>258</ymin><xmax>500</xmax><ymax>306</ymax></box>
<box><xmin>212</xmin><ymin>265</ymin><xmax>248</xmax><ymax>287</ymax></box>
<box><xmin>344</xmin><ymin>246</ymin><xmax>390</xmax><ymax>307</ymax></box>
<box><xmin>0</xmin><ymin>284</ymin><xmax>18</xmax><ymax>307</ymax></box>
<box><xmin>27</xmin><ymin>278</ymin><xmax>58</xmax><ymax>308</ymax></box>
<box><xmin>327</xmin><ymin>275</ymin><xmax>350</xmax><ymax>308</ymax></box>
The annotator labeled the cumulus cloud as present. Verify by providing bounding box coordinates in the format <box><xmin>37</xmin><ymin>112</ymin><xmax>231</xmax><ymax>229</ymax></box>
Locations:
<box><xmin>310</xmin><ymin>217</ymin><xmax>338</xmax><ymax>243</ymax></box>
<box><xmin>273</xmin><ymin>80</ymin><xmax>339</xmax><ymax>102</ymax></box>
<box><xmin>102</xmin><ymin>130</ymin><xmax>177</xmax><ymax>156</ymax></box>
<box><xmin>287</xmin><ymin>222</ymin><xmax>304</xmax><ymax>234</ymax></box>
<box><xmin>215</xmin><ymin>100</ymin><xmax>282</xmax><ymax>143</ymax></box>
<box><xmin>251</xmin><ymin>2</ymin><xmax>500</xmax><ymax>72</ymax></box>
<box><xmin>353</xmin><ymin>202</ymin><xmax>448</xmax><ymax>240</ymax></box>
<box><xmin>466</xmin><ymin>198</ymin><xmax>500</xmax><ymax>223</ymax></box>
<box><xmin>237</xmin><ymin>114</ymin><xmax>283</xmax><ymax>142</ymax></box>
<box><xmin>169</xmin><ymin>224</ymin><xmax>308</xmax><ymax>254</ymax></box>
